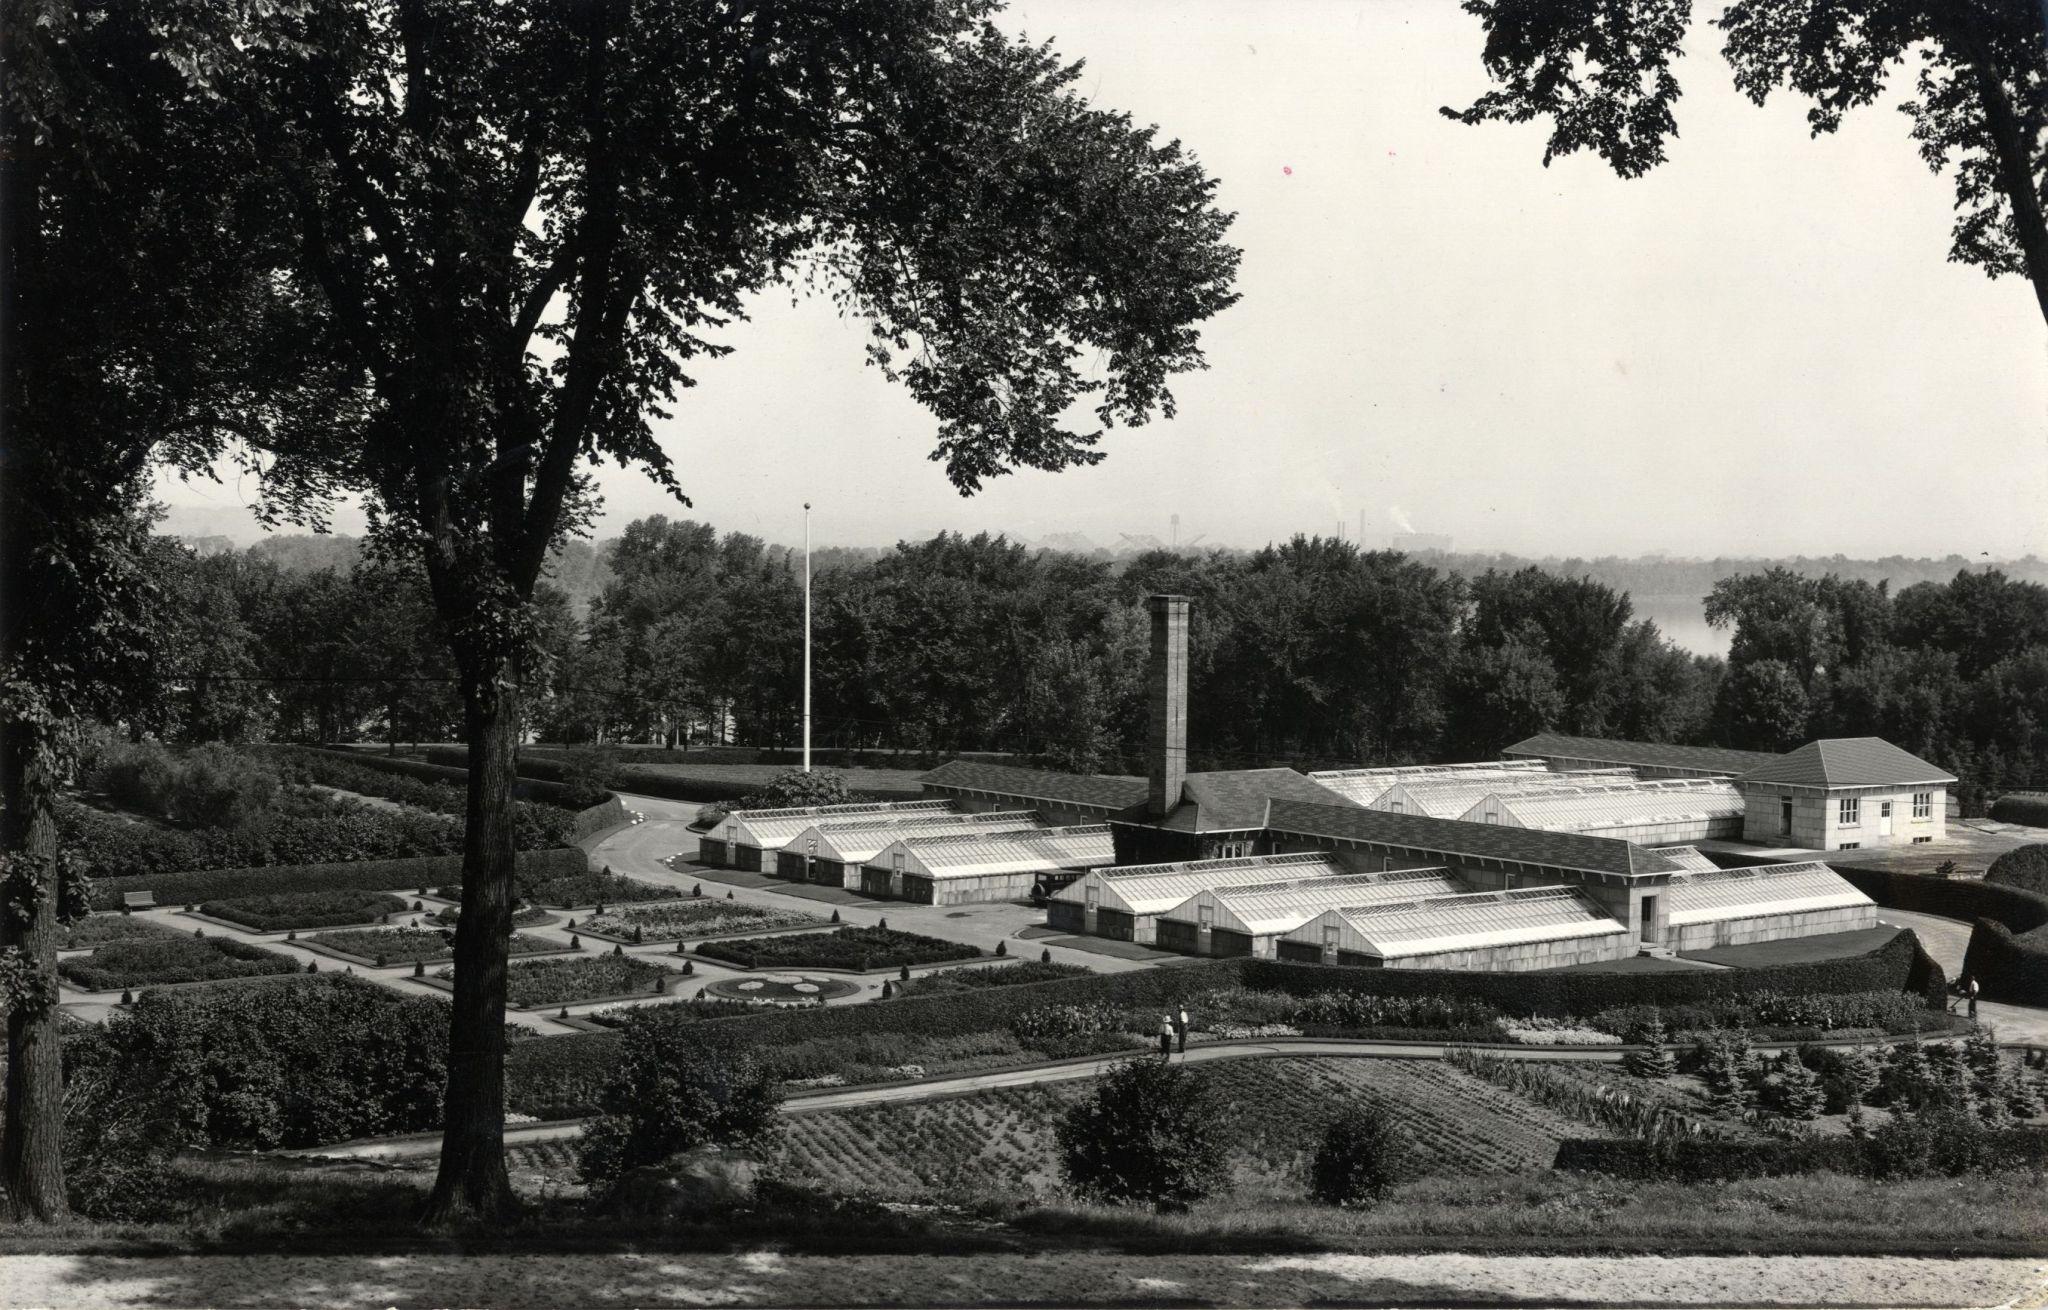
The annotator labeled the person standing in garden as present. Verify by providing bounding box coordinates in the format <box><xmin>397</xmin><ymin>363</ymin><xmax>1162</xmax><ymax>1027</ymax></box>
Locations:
<box><xmin>1967</xmin><ymin>975</ymin><xmax>1980</xmax><ymax>1019</ymax></box>
<box><xmin>1175</xmin><ymin>1006</ymin><xmax>1191</xmax><ymax>1054</ymax></box>
<box><xmin>1158</xmin><ymin>1015</ymin><xmax>1176</xmax><ymax>1059</ymax></box>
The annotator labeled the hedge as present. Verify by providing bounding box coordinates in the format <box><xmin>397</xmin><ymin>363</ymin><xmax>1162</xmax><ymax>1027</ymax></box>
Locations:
<box><xmin>1986</xmin><ymin>844</ymin><xmax>2048</xmax><ymax>896</ymax></box>
<box><xmin>1830</xmin><ymin>864</ymin><xmax>2048</xmax><ymax>1005</ymax></box>
<box><xmin>288</xmin><ymin>746</ymin><xmax>600</xmax><ymax>813</ymax></box>
<box><xmin>500</xmin><ymin>930</ymin><xmax>1945</xmax><ymax>1118</ymax></box>
<box><xmin>1989</xmin><ymin>793</ymin><xmax>2048</xmax><ymax>828</ymax></box>
<box><xmin>88</xmin><ymin>846</ymin><xmax>590</xmax><ymax>910</ymax></box>
<box><xmin>1554</xmin><ymin>1126</ymin><xmax>2048</xmax><ymax>1181</ymax></box>
<box><xmin>60</xmin><ymin>935</ymin><xmax>299</xmax><ymax>990</ymax></box>
<box><xmin>425</xmin><ymin>745</ymin><xmax>920</xmax><ymax>805</ymax></box>
<box><xmin>570</xmin><ymin>794</ymin><xmax>629</xmax><ymax>842</ymax></box>
<box><xmin>61</xmin><ymin>800</ymin><xmax>464</xmax><ymax>881</ymax></box>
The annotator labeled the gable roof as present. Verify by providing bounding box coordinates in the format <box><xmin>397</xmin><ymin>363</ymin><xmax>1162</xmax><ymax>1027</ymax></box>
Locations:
<box><xmin>1663</xmin><ymin>860</ymin><xmax>1873</xmax><ymax>924</ymax></box>
<box><xmin>1149</xmin><ymin>768</ymin><xmax>1356</xmax><ymax>832</ymax></box>
<box><xmin>1053</xmin><ymin>851</ymin><xmax>1340</xmax><ymax>915</ymax></box>
<box><xmin>1307</xmin><ymin>760</ymin><xmax>1548</xmax><ymax>806</ymax></box>
<box><xmin>1298</xmin><ymin>886</ymin><xmax>1628</xmax><ymax>958</ymax></box>
<box><xmin>888</xmin><ymin>824</ymin><xmax>1116</xmax><ymax>878</ymax></box>
<box><xmin>1648</xmin><ymin>845</ymin><xmax>1722</xmax><ymax>874</ymax></box>
<box><xmin>1504</xmin><ymin>733</ymin><xmax>1780</xmax><ymax>777</ymax></box>
<box><xmin>1738</xmin><ymin>738</ymin><xmax>1958</xmax><ymax>788</ymax></box>
<box><xmin>918</xmin><ymin>760</ymin><xmax>1149</xmax><ymax>811</ymax></box>
<box><xmin>712</xmin><ymin>800</ymin><xmax>955</xmax><ymax>848</ymax></box>
<box><xmin>1472</xmin><ymin>780</ymin><xmax>1744</xmax><ymax>833</ymax></box>
<box><xmin>798</xmin><ymin>810</ymin><xmax>1044</xmax><ymax>863</ymax></box>
<box><xmin>1263</xmin><ymin>798</ymin><xmax>1684</xmax><ymax>880</ymax></box>
<box><xmin>1369</xmin><ymin>769</ymin><xmax>1637</xmax><ymax>818</ymax></box>
<box><xmin>1164</xmin><ymin>868</ymin><xmax>1465</xmax><ymax>936</ymax></box>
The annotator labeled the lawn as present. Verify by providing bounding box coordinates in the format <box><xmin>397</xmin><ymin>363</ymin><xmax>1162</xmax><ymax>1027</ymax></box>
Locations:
<box><xmin>696</xmin><ymin>925</ymin><xmax>981</xmax><ymax>971</ymax></box>
<box><xmin>1681</xmin><ymin>926</ymin><xmax>1903</xmax><ymax>968</ymax></box>
<box><xmin>59</xmin><ymin>936</ymin><xmax>298</xmax><ymax>990</ymax></box>
<box><xmin>580</xmin><ymin>899</ymin><xmax>819</xmax><ymax>941</ymax></box>
<box><xmin>305</xmin><ymin>926</ymin><xmax>558</xmax><ymax>964</ymax></box>
<box><xmin>57</xmin><ymin>915</ymin><xmax>181</xmax><ymax>951</ymax></box>
<box><xmin>462</xmin><ymin>953</ymin><xmax>681</xmax><ymax>1008</ymax></box>
<box><xmin>198</xmin><ymin>890</ymin><xmax>410</xmax><ymax>932</ymax></box>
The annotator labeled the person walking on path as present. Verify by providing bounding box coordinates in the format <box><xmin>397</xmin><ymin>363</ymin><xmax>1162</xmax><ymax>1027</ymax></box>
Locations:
<box><xmin>1967</xmin><ymin>975</ymin><xmax>1980</xmax><ymax>1020</ymax></box>
<box><xmin>1175</xmin><ymin>1006</ymin><xmax>1191</xmax><ymax>1054</ymax></box>
<box><xmin>1158</xmin><ymin>1015</ymin><xmax>1175</xmax><ymax>1059</ymax></box>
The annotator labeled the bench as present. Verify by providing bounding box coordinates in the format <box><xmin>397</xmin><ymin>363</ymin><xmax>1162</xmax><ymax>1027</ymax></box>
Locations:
<box><xmin>121</xmin><ymin>891</ymin><xmax>155</xmax><ymax>912</ymax></box>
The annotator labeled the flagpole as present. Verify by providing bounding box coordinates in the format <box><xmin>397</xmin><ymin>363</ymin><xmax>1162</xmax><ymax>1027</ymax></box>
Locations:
<box><xmin>802</xmin><ymin>502</ymin><xmax>812</xmax><ymax>774</ymax></box>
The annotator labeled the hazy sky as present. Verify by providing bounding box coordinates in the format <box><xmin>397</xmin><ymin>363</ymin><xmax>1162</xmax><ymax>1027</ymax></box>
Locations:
<box><xmin>160</xmin><ymin>0</ymin><xmax>2048</xmax><ymax>558</ymax></box>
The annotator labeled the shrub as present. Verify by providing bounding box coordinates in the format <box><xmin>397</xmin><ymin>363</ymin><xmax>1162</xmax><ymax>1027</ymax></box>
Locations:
<box><xmin>575</xmin><ymin>1019</ymin><xmax>781</xmax><ymax>1197</ymax></box>
<box><xmin>1986</xmin><ymin>844</ymin><xmax>2048</xmax><ymax>895</ymax></box>
<box><xmin>1289</xmin><ymin>990</ymin><xmax>1501</xmax><ymax>1035</ymax></box>
<box><xmin>1620</xmin><ymin>1015</ymin><xmax>1678</xmax><ymax>1079</ymax></box>
<box><xmin>736</xmin><ymin>767</ymin><xmax>854</xmax><ymax>811</ymax></box>
<box><xmin>1010</xmin><ymin>1003</ymin><xmax>1123</xmax><ymax>1057</ymax></box>
<box><xmin>696</xmin><ymin>926</ymin><xmax>979</xmax><ymax>971</ymax></box>
<box><xmin>1309</xmin><ymin>1103</ymin><xmax>1407</xmax><ymax>1207</ymax></box>
<box><xmin>1989</xmin><ymin>794</ymin><xmax>2048</xmax><ymax>829</ymax></box>
<box><xmin>1556</xmin><ymin>1117</ymin><xmax>2048</xmax><ymax>1181</ymax></box>
<box><xmin>94</xmin><ymin>740</ymin><xmax>282</xmax><ymax>830</ymax></box>
<box><xmin>1764</xmin><ymin>1052</ymin><xmax>1827</xmax><ymax>1121</ymax></box>
<box><xmin>61</xmin><ymin>796</ymin><xmax>466</xmax><ymax>881</ymax></box>
<box><xmin>64</xmin><ymin>975</ymin><xmax>447</xmax><ymax>1150</ymax></box>
<box><xmin>59</xmin><ymin>936</ymin><xmax>298</xmax><ymax>990</ymax></box>
<box><xmin>1056</xmin><ymin>1057</ymin><xmax>1231</xmax><ymax>1211</ymax></box>
<box><xmin>199</xmin><ymin>890</ymin><xmax>409</xmax><ymax>932</ymax></box>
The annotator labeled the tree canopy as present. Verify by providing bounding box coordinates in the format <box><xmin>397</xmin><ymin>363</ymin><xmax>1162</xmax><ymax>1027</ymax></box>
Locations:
<box><xmin>1446</xmin><ymin>0</ymin><xmax>2048</xmax><ymax>325</ymax></box>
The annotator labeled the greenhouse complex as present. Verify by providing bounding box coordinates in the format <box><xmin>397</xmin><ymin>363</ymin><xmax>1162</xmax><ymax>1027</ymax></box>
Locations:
<box><xmin>691</xmin><ymin>596</ymin><xmax>1947</xmax><ymax>971</ymax></box>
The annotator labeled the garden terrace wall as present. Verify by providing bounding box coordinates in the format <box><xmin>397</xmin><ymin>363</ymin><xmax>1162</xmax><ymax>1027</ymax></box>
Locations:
<box><xmin>501</xmin><ymin>930</ymin><xmax>1941</xmax><ymax>1117</ymax></box>
<box><xmin>1830</xmin><ymin>864</ymin><xmax>2048</xmax><ymax>1005</ymax></box>
<box><xmin>89</xmin><ymin>846</ymin><xmax>589</xmax><ymax>911</ymax></box>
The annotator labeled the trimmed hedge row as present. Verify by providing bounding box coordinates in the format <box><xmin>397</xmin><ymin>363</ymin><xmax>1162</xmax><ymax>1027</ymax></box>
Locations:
<box><xmin>293</xmin><ymin>746</ymin><xmax>590</xmax><ymax>810</ymax></box>
<box><xmin>1989</xmin><ymin>793</ymin><xmax>2048</xmax><ymax>828</ymax></box>
<box><xmin>89</xmin><ymin>846</ymin><xmax>589</xmax><ymax>910</ymax></box>
<box><xmin>500</xmin><ymin>931</ymin><xmax>1944</xmax><ymax>1118</ymax></box>
<box><xmin>1555</xmin><ymin>1125</ymin><xmax>2048</xmax><ymax>1181</ymax></box>
<box><xmin>1830</xmin><ymin>864</ymin><xmax>2048</xmax><ymax>1005</ymax></box>
<box><xmin>1240</xmin><ymin>932</ymin><xmax>1946</xmax><ymax>1015</ymax></box>
<box><xmin>570</xmin><ymin>794</ymin><xmax>629</xmax><ymax>841</ymax></box>
<box><xmin>426</xmin><ymin>745</ymin><xmax>922</xmax><ymax>805</ymax></box>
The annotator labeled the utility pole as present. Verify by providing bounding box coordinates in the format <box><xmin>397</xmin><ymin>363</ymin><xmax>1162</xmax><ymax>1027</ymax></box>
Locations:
<box><xmin>803</xmin><ymin>502</ymin><xmax>812</xmax><ymax>773</ymax></box>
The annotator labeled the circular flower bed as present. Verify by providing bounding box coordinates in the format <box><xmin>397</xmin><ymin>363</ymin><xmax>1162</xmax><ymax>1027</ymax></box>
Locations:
<box><xmin>703</xmin><ymin>975</ymin><xmax>858</xmax><ymax>1004</ymax></box>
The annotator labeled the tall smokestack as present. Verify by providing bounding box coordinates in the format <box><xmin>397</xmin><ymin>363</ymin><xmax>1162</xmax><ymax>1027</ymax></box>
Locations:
<box><xmin>1146</xmin><ymin>594</ymin><xmax>1189</xmax><ymax>819</ymax></box>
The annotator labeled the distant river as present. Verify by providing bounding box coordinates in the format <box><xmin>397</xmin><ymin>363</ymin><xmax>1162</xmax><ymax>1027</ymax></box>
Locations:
<box><xmin>1633</xmin><ymin>595</ymin><xmax>1727</xmax><ymax>658</ymax></box>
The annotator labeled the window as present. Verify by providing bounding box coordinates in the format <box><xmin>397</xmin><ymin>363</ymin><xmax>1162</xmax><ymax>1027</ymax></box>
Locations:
<box><xmin>1837</xmin><ymin>841</ymin><xmax>1860</xmax><ymax>850</ymax></box>
<box><xmin>1838</xmin><ymin>797</ymin><xmax>1861</xmax><ymax>827</ymax></box>
<box><xmin>1483</xmin><ymin>809</ymin><xmax>1499</xmax><ymax>824</ymax></box>
<box><xmin>1913</xmin><ymin>792</ymin><xmax>1932</xmax><ymax>819</ymax></box>
<box><xmin>1912</xmin><ymin>836</ymin><xmax>1932</xmax><ymax>845</ymax></box>
<box><xmin>1780</xmin><ymin>799</ymin><xmax>1793</xmax><ymax>835</ymax></box>
<box><xmin>1388</xmin><ymin>799</ymin><xmax>1404</xmax><ymax>812</ymax></box>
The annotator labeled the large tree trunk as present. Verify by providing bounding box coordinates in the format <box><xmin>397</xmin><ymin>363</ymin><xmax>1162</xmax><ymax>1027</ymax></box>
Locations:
<box><xmin>0</xmin><ymin>725</ymin><xmax>72</xmax><ymax>1221</ymax></box>
<box><xmin>420</xmin><ymin>669</ymin><xmax>522</xmax><ymax>1224</ymax></box>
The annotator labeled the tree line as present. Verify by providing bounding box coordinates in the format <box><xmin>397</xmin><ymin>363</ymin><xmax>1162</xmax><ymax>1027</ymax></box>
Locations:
<box><xmin>138</xmin><ymin>520</ymin><xmax>2048</xmax><ymax>815</ymax></box>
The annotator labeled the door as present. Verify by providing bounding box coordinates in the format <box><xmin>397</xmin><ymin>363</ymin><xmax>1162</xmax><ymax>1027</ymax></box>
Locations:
<box><xmin>1879</xmin><ymin>801</ymin><xmax>1893</xmax><ymax>837</ymax></box>
<box><xmin>1780</xmin><ymin>799</ymin><xmax>1793</xmax><ymax>836</ymax></box>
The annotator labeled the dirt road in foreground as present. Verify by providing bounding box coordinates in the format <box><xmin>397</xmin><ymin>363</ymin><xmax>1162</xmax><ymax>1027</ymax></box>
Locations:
<box><xmin>2</xmin><ymin>1251</ymin><xmax>2045</xmax><ymax>1309</ymax></box>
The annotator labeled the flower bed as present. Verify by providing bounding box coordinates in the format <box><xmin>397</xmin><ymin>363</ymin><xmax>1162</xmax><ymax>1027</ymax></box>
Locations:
<box><xmin>579</xmin><ymin>899</ymin><xmax>819</xmax><ymax>941</ymax></box>
<box><xmin>59</xmin><ymin>936</ymin><xmax>298</xmax><ymax>990</ymax></box>
<box><xmin>518</xmin><ymin>871</ymin><xmax>678</xmax><ymax>908</ymax></box>
<box><xmin>695</xmin><ymin>926</ymin><xmax>980</xmax><ymax>971</ymax></box>
<box><xmin>454</xmin><ymin>953</ymin><xmax>681</xmax><ymax>1008</ymax></box>
<box><xmin>57</xmin><ymin>916</ymin><xmax>181</xmax><ymax>951</ymax></box>
<box><xmin>198</xmin><ymin>890</ymin><xmax>410</xmax><ymax>932</ymax></box>
<box><xmin>894</xmin><ymin>961</ymin><xmax>1088</xmax><ymax>996</ymax></box>
<box><xmin>305</xmin><ymin>926</ymin><xmax>559</xmax><ymax>965</ymax></box>
<box><xmin>427</xmin><ymin>903</ymin><xmax>555</xmax><ymax>929</ymax></box>
<box><xmin>703</xmin><ymin>976</ymin><xmax>860</xmax><ymax>1004</ymax></box>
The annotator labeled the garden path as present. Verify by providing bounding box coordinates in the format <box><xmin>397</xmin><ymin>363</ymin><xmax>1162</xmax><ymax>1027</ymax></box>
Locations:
<box><xmin>3</xmin><ymin>1249</ymin><xmax>2042</xmax><ymax>1308</ymax></box>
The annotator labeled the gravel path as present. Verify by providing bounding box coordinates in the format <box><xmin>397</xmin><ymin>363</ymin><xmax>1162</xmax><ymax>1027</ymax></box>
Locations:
<box><xmin>2</xmin><ymin>1251</ymin><xmax>2043</xmax><ymax>1308</ymax></box>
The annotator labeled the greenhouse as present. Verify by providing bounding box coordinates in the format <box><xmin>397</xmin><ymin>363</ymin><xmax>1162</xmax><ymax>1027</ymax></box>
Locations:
<box><xmin>1365</xmin><ymin>768</ymin><xmax>1638</xmax><ymax>819</ymax></box>
<box><xmin>773</xmin><ymin>810</ymin><xmax>1043</xmax><ymax>888</ymax></box>
<box><xmin>696</xmin><ymin>799</ymin><xmax>955</xmax><ymax>871</ymax></box>
<box><xmin>1660</xmin><ymin>860</ymin><xmax>1876</xmax><ymax>951</ymax></box>
<box><xmin>1455</xmin><ymin>779</ymin><xmax>1745</xmax><ymax>844</ymax></box>
<box><xmin>1278</xmin><ymin>885</ymin><xmax>1631</xmax><ymax>971</ymax></box>
<box><xmin>863</xmin><ymin>824</ymin><xmax>1117</xmax><ymax>905</ymax></box>
<box><xmin>1647</xmin><ymin>844</ymin><xmax>1721</xmax><ymax>873</ymax></box>
<box><xmin>1049</xmin><ymin>851</ymin><xmax>1349</xmax><ymax>943</ymax></box>
<box><xmin>1154</xmin><ymin>866</ymin><xmax>1464</xmax><ymax>958</ymax></box>
<box><xmin>1305</xmin><ymin>759</ymin><xmax>1547</xmax><ymax>807</ymax></box>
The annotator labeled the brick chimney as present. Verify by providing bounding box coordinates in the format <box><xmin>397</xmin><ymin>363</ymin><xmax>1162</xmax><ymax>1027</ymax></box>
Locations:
<box><xmin>1146</xmin><ymin>594</ymin><xmax>1190</xmax><ymax>819</ymax></box>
